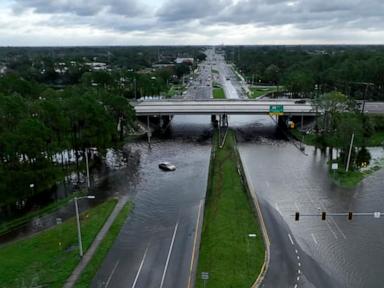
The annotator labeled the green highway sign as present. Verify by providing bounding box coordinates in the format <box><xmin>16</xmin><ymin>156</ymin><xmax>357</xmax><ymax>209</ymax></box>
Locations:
<box><xmin>269</xmin><ymin>105</ymin><xmax>284</xmax><ymax>115</ymax></box>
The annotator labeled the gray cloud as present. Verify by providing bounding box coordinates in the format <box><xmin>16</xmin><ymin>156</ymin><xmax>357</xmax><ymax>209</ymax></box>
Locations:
<box><xmin>12</xmin><ymin>0</ymin><xmax>144</xmax><ymax>17</ymax></box>
<box><xmin>7</xmin><ymin>0</ymin><xmax>384</xmax><ymax>44</ymax></box>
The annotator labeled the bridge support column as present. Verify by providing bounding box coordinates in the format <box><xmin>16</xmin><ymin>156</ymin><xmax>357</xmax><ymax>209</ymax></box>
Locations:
<box><xmin>147</xmin><ymin>116</ymin><xmax>151</xmax><ymax>146</ymax></box>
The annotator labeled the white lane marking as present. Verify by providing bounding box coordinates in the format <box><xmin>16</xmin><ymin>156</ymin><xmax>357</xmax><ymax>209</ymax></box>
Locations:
<box><xmin>297</xmin><ymin>256</ymin><xmax>300</xmax><ymax>260</ymax></box>
<box><xmin>131</xmin><ymin>247</ymin><xmax>149</xmax><ymax>288</ymax></box>
<box><xmin>311</xmin><ymin>233</ymin><xmax>319</xmax><ymax>245</ymax></box>
<box><xmin>105</xmin><ymin>260</ymin><xmax>120</xmax><ymax>288</ymax></box>
<box><xmin>188</xmin><ymin>202</ymin><xmax>203</xmax><ymax>288</ymax></box>
<box><xmin>329</xmin><ymin>216</ymin><xmax>347</xmax><ymax>239</ymax></box>
<box><xmin>275</xmin><ymin>203</ymin><xmax>281</xmax><ymax>214</ymax></box>
<box><xmin>325</xmin><ymin>219</ymin><xmax>338</xmax><ymax>240</ymax></box>
<box><xmin>297</xmin><ymin>276</ymin><xmax>300</xmax><ymax>281</ymax></box>
<box><xmin>288</xmin><ymin>233</ymin><xmax>294</xmax><ymax>245</ymax></box>
<box><xmin>295</xmin><ymin>249</ymin><xmax>298</xmax><ymax>254</ymax></box>
<box><xmin>160</xmin><ymin>222</ymin><xmax>179</xmax><ymax>288</ymax></box>
<box><xmin>294</xmin><ymin>284</ymin><xmax>298</xmax><ymax>288</ymax></box>
<box><xmin>298</xmin><ymin>269</ymin><xmax>301</xmax><ymax>274</ymax></box>
<box><xmin>319</xmin><ymin>200</ymin><xmax>346</xmax><ymax>239</ymax></box>
<box><xmin>298</xmin><ymin>262</ymin><xmax>301</xmax><ymax>267</ymax></box>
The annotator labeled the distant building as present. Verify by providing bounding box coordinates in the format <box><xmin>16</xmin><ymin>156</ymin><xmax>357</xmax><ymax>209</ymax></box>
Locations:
<box><xmin>86</xmin><ymin>62</ymin><xmax>108</xmax><ymax>71</ymax></box>
<box><xmin>152</xmin><ymin>63</ymin><xmax>175</xmax><ymax>69</ymax></box>
<box><xmin>0</xmin><ymin>65</ymin><xmax>7</xmax><ymax>74</ymax></box>
<box><xmin>175</xmin><ymin>57</ymin><xmax>194</xmax><ymax>65</ymax></box>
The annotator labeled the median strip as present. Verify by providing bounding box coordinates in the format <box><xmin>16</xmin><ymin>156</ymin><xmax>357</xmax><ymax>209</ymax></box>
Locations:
<box><xmin>196</xmin><ymin>130</ymin><xmax>265</xmax><ymax>288</ymax></box>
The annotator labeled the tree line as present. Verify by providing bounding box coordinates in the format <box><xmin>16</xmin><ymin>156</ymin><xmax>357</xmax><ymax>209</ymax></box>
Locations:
<box><xmin>0</xmin><ymin>73</ymin><xmax>135</xmax><ymax>208</ymax></box>
<box><xmin>225</xmin><ymin>45</ymin><xmax>384</xmax><ymax>99</ymax></box>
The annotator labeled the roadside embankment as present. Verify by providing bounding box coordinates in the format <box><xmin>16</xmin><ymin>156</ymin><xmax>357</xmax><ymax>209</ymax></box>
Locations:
<box><xmin>0</xmin><ymin>199</ymin><xmax>117</xmax><ymax>287</ymax></box>
<box><xmin>196</xmin><ymin>130</ymin><xmax>265</xmax><ymax>288</ymax></box>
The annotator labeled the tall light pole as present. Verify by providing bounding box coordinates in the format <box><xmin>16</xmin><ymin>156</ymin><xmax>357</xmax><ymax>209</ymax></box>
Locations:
<box><xmin>73</xmin><ymin>195</ymin><xmax>95</xmax><ymax>257</ymax></box>
<box><xmin>85</xmin><ymin>149</ymin><xmax>90</xmax><ymax>189</ymax></box>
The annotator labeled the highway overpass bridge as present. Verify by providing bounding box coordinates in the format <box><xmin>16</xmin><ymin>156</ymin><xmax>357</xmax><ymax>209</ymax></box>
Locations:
<box><xmin>132</xmin><ymin>99</ymin><xmax>318</xmax><ymax>116</ymax></box>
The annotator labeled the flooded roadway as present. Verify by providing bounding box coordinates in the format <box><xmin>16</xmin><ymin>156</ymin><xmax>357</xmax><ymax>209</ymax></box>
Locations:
<box><xmin>237</xmin><ymin>115</ymin><xmax>384</xmax><ymax>288</ymax></box>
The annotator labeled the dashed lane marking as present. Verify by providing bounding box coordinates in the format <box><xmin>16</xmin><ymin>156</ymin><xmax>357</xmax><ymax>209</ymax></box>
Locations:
<box><xmin>131</xmin><ymin>247</ymin><xmax>149</xmax><ymax>288</ymax></box>
<box><xmin>311</xmin><ymin>233</ymin><xmax>319</xmax><ymax>245</ymax></box>
<box><xmin>159</xmin><ymin>222</ymin><xmax>179</xmax><ymax>288</ymax></box>
<box><xmin>105</xmin><ymin>260</ymin><xmax>120</xmax><ymax>288</ymax></box>
<box><xmin>288</xmin><ymin>233</ymin><xmax>294</xmax><ymax>245</ymax></box>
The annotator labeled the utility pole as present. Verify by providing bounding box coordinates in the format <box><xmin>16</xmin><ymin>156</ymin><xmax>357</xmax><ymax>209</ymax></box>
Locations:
<box><xmin>134</xmin><ymin>78</ymin><xmax>137</xmax><ymax>100</ymax></box>
<box><xmin>85</xmin><ymin>149</ymin><xmax>90</xmax><ymax>188</ymax></box>
<box><xmin>346</xmin><ymin>132</ymin><xmax>355</xmax><ymax>172</ymax></box>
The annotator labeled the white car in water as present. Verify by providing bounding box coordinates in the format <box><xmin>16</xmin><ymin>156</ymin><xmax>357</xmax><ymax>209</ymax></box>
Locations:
<box><xmin>159</xmin><ymin>162</ymin><xmax>176</xmax><ymax>171</ymax></box>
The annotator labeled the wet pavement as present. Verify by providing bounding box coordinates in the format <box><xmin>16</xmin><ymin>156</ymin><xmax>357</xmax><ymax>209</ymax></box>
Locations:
<box><xmin>238</xmin><ymin>115</ymin><xmax>384</xmax><ymax>288</ymax></box>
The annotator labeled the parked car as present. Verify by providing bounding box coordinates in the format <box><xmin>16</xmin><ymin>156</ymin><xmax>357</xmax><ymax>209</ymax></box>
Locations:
<box><xmin>159</xmin><ymin>162</ymin><xmax>176</xmax><ymax>171</ymax></box>
<box><xmin>294</xmin><ymin>99</ymin><xmax>306</xmax><ymax>104</ymax></box>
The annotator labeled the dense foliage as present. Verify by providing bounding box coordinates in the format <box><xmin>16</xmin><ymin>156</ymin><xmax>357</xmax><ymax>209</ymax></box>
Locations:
<box><xmin>0</xmin><ymin>74</ymin><xmax>135</xmax><ymax>207</ymax></box>
<box><xmin>224</xmin><ymin>46</ymin><xmax>384</xmax><ymax>99</ymax></box>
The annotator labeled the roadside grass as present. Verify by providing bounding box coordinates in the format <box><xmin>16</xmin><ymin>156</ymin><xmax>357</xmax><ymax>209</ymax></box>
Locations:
<box><xmin>0</xmin><ymin>199</ymin><xmax>117</xmax><ymax>288</ymax></box>
<box><xmin>166</xmin><ymin>84</ymin><xmax>185</xmax><ymax>97</ymax></box>
<box><xmin>213</xmin><ymin>87</ymin><xmax>225</xmax><ymax>99</ymax></box>
<box><xmin>74</xmin><ymin>201</ymin><xmax>133</xmax><ymax>287</ymax></box>
<box><xmin>249</xmin><ymin>87</ymin><xmax>279</xmax><ymax>99</ymax></box>
<box><xmin>196</xmin><ymin>131</ymin><xmax>265</xmax><ymax>288</ymax></box>
<box><xmin>329</xmin><ymin>169</ymin><xmax>365</xmax><ymax>188</ymax></box>
<box><xmin>290</xmin><ymin>128</ymin><xmax>319</xmax><ymax>146</ymax></box>
<box><xmin>367</xmin><ymin>131</ymin><xmax>384</xmax><ymax>146</ymax></box>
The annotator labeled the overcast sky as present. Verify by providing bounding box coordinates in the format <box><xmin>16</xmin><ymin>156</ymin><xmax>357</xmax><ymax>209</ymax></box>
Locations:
<box><xmin>1</xmin><ymin>0</ymin><xmax>384</xmax><ymax>46</ymax></box>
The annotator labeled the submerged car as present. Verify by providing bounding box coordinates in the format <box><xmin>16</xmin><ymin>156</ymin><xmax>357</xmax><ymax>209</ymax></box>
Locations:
<box><xmin>159</xmin><ymin>162</ymin><xmax>176</xmax><ymax>171</ymax></box>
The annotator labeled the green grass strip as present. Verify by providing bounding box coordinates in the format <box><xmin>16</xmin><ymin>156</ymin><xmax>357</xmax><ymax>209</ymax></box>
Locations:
<box><xmin>74</xmin><ymin>201</ymin><xmax>134</xmax><ymax>287</ymax></box>
<box><xmin>0</xmin><ymin>199</ymin><xmax>117</xmax><ymax>288</ymax></box>
<box><xmin>213</xmin><ymin>87</ymin><xmax>225</xmax><ymax>99</ymax></box>
<box><xmin>249</xmin><ymin>87</ymin><xmax>278</xmax><ymax>99</ymax></box>
<box><xmin>196</xmin><ymin>131</ymin><xmax>265</xmax><ymax>288</ymax></box>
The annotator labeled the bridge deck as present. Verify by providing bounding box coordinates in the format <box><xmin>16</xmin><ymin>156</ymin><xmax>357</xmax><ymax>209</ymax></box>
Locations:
<box><xmin>133</xmin><ymin>100</ymin><xmax>317</xmax><ymax>116</ymax></box>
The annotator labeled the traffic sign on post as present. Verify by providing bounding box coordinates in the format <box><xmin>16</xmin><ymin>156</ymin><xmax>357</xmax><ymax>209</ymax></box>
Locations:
<box><xmin>201</xmin><ymin>272</ymin><xmax>209</xmax><ymax>280</ymax></box>
<box><xmin>269</xmin><ymin>105</ymin><xmax>284</xmax><ymax>115</ymax></box>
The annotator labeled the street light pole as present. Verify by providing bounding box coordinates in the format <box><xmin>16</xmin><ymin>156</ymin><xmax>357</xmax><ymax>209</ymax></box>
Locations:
<box><xmin>346</xmin><ymin>132</ymin><xmax>355</xmax><ymax>172</ymax></box>
<box><xmin>85</xmin><ymin>149</ymin><xmax>90</xmax><ymax>189</ymax></box>
<box><xmin>73</xmin><ymin>195</ymin><xmax>95</xmax><ymax>257</ymax></box>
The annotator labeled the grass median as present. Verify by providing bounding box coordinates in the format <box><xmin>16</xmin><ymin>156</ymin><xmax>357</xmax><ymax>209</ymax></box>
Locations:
<box><xmin>74</xmin><ymin>201</ymin><xmax>133</xmax><ymax>287</ymax></box>
<box><xmin>196</xmin><ymin>130</ymin><xmax>265</xmax><ymax>288</ymax></box>
<box><xmin>0</xmin><ymin>198</ymin><xmax>117</xmax><ymax>288</ymax></box>
<box><xmin>213</xmin><ymin>87</ymin><xmax>225</xmax><ymax>99</ymax></box>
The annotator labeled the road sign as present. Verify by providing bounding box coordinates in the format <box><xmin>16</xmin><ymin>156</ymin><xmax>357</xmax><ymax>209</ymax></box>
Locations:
<box><xmin>269</xmin><ymin>105</ymin><xmax>284</xmax><ymax>114</ymax></box>
<box><xmin>201</xmin><ymin>272</ymin><xmax>209</xmax><ymax>280</ymax></box>
<box><xmin>331</xmin><ymin>163</ymin><xmax>338</xmax><ymax>170</ymax></box>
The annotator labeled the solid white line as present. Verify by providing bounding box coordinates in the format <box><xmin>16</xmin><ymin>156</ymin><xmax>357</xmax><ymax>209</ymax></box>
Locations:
<box><xmin>160</xmin><ymin>222</ymin><xmax>179</xmax><ymax>288</ymax></box>
<box><xmin>288</xmin><ymin>233</ymin><xmax>294</xmax><ymax>245</ymax></box>
<box><xmin>188</xmin><ymin>202</ymin><xmax>203</xmax><ymax>288</ymax></box>
<box><xmin>311</xmin><ymin>233</ymin><xmax>319</xmax><ymax>245</ymax></box>
<box><xmin>325</xmin><ymin>219</ymin><xmax>338</xmax><ymax>239</ymax></box>
<box><xmin>329</xmin><ymin>216</ymin><xmax>347</xmax><ymax>239</ymax></box>
<box><xmin>131</xmin><ymin>247</ymin><xmax>149</xmax><ymax>288</ymax></box>
<box><xmin>275</xmin><ymin>203</ymin><xmax>281</xmax><ymax>214</ymax></box>
<box><xmin>105</xmin><ymin>260</ymin><xmax>120</xmax><ymax>288</ymax></box>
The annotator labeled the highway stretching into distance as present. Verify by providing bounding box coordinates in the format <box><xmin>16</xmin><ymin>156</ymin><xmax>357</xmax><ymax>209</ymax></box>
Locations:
<box><xmin>92</xmin><ymin>48</ymin><xmax>384</xmax><ymax>288</ymax></box>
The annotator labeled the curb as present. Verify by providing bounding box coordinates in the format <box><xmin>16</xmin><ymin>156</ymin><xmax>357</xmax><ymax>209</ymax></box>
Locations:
<box><xmin>233</xmin><ymin>136</ymin><xmax>271</xmax><ymax>288</ymax></box>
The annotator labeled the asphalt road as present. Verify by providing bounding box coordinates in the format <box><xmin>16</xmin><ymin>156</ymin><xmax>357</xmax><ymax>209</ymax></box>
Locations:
<box><xmin>239</xmin><ymin>138</ymin><xmax>384</xmax><ymax>288</ymax></box>
<box><xmin>92</xmin><ymin>51</ymin><xmax>215</xmax><ymax>288</ymax></box>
